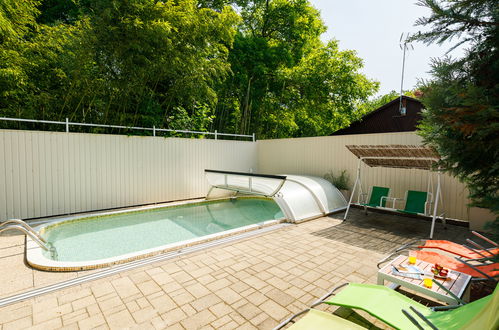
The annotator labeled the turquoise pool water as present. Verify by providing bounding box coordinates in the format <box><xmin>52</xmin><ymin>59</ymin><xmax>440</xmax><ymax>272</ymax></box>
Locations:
<box><xmin>41</xmin><ymin>198</ymin><xmax>283</xmax><ymax>262</ymax></box>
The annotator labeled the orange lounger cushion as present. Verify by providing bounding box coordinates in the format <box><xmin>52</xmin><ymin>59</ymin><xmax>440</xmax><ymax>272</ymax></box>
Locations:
<box><xmin>414</xmin><ymin>251</ymin><xmax>499</xmax><ymax>278</ymax></box>
<box><xmin>418</xmin><ymin>240</ymin><xmax>499</xmax><ymax>259</ymax></box>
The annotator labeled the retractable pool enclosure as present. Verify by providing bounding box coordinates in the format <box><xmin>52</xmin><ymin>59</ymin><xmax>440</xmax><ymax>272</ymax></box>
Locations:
<box><xmin>205</xmin><ymin>170</ymin><xmax>348</xmax><ymax>222</ymax></box>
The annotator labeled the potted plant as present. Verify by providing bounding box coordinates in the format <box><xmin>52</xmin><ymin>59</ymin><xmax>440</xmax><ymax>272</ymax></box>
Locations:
<box><xmin>324</xmin><ymin>170</ymin><xmax>351</xmax><ymax>201</ymax></box>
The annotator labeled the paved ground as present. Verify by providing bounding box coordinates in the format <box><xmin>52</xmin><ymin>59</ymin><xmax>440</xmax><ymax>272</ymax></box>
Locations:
<box><xmin>0</xmin><ymin>207</ymin><xmax>472</xmax><ymax>329</ymax></box>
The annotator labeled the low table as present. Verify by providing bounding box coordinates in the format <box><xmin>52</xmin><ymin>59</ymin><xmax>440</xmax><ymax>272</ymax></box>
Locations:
<box><xmin>377</xmin><ymin>255</ymin><xmax>471</xmax><ymax>304</ymax></box>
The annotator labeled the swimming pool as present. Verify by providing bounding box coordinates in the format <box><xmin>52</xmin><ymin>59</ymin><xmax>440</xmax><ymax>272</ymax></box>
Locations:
<box><xmin>27</xmin><ymin>198</ymin><xmax>284</xmax><ymax>271</ymax></box>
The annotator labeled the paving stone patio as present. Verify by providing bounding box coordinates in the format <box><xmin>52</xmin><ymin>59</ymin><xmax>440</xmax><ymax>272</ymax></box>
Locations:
<box><xmin>0</xmin><ymin>207</ymin><xmax>472</xmax><ymax>329</ymax></box>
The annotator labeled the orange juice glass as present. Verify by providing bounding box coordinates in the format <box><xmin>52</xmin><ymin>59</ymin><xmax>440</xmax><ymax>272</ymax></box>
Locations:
<box><xmin>408</xmin><ymin>252</ymin><xmax>417</xmax><ymax>264</ymax></box>
<box><xmin>423</xmin><ymin>278</ymin><xmax>433</xmax><ymax>288</ymax></box>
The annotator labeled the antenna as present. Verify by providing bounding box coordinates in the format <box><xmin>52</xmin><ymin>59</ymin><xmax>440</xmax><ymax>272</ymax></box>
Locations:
<box><xmin>399</xmin><ymin>33</ymin><xmax>414</xmax><ymax>116</ymax></box>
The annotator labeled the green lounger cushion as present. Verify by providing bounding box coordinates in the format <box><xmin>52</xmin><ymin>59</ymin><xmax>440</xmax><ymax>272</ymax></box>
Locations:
<box><xmin>361</xmin><ymin>186</ymin><xmax>390</xmax><ymax>207</ymax></box>
<box><xmin>324</xmin><ymin>283</ymin><xmax>432</xmax><ymax>330</ymax></box>
<box><xmin>427</xmin><ymin>285</ymin><xmax>498</xmax><ymax>329</ymax></box>
<box><xmin>288</xmin><ymin>309</ymin><xmax>365</xmax><ymax>330</ymax></box>
<box><xmin>325</xmin><ymin>283</ymin><xmax>498</xmax><ymax>330</ymax></box>
<box><xmin>398</xmin><ymin>190</ymin><xmax>428</xmax><ymax>214</ymax></box>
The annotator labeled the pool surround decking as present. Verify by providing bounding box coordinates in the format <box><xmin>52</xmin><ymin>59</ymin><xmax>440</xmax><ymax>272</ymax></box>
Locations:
<box><xmin>0</xmin><ymin>206</ymin><xmax>477</xmax><ymax>329</ymax></box>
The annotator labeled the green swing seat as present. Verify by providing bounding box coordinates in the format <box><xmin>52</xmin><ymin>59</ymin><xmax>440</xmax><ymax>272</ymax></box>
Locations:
<box><xmin>397</xmin><ymin>190</ymin><xmax>430</xmax><ymax>215</ymax></box>
<box><xmin>361</xmin><ymin>186</ymin><xmax>390</xmax><ymax>208</ymax></box>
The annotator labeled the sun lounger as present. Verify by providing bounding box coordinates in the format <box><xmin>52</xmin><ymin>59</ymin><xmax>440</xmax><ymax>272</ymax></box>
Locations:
<box><xmin>274</xmin><ymin>308</ymin><xmax>365</xmax><ymax>330</ymax></box>
<box><xmin>390</xmin><ymin>231</ymin><xmax>498</xmax><ymax>260</ymax></box>
<box><xmin>322</xmin><ymin>283</ymin><xmax>498</xmax><ymax>330</ymax></box>
<box><xmin>403</xmin><ymin>283</ymin><xmax>498</xmax><ymax>329</ymax></box>
<box><xmin>323</xmin><ymin>283</ymin><xmax>432</xmax><ymax>329</ymax></box>
<box><xmin>277</xmin><ymin>283</ymin><xmax>498</xmax><ymax>329</ymax></box>
<box><xmin>418</xmin><ymin>240</ymin><xmax>498</xmax><ymax>259</ymax></box>
<box><xmin>413</xmin><ymin>250</ymin><xmax>499</xmax><ymax>280</ymax></box>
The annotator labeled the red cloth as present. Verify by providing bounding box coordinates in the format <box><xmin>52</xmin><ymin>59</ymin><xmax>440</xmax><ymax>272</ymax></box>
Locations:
<box><xmin>415</xmin><ymin>251</ymin><xmax>499</xmax><ymax>278</ymax></box>
<box><xmin>418</xmin><ymin>240</ymin><xmax>499</xmax><ymax>259</ymax></box>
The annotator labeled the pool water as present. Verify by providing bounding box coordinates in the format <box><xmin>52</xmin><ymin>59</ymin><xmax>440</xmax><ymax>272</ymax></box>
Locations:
<box><xmin>41</xmin><ymin>198</ymin><xmax>283</xmax><ymax>262</ymax></box>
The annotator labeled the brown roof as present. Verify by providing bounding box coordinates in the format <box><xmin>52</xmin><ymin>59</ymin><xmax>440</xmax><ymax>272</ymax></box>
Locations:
<box><xmin>346</xmin><ymin>144</ymin><xmax>440</xmax><ymax>170</ymax></box>
<box><xmin>331</xmin><ymin>96</ymin><xmax>423</xmax><ymax>135</ymax></box>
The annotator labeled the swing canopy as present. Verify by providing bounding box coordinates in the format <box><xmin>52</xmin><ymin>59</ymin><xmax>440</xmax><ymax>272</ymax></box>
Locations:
<box><xmin>346</xmin><ymin>145</ymin><xmax>440</xmax><ymax>169</ymax></box>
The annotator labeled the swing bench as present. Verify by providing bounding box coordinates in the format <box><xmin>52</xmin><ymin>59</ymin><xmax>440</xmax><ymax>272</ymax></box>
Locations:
<box><xmin>361</xmin><ymin>186</ymin><xmax>433</xmax><ymax>216</ymax></box>
<box><xmin>344</xmin><ymin>145</ymin><xmax>445</xmax><ymax>238</ymax></box>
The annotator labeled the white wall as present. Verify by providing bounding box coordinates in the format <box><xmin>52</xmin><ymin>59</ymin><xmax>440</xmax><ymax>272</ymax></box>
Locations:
<box><xmin>257</xmin><ymin>132</ymin><xmax>471</xmax><ymax>221</ymax></box>
<box><xmin>0</xmin><ymin>130</ymin><xmax>256</xmax><ymax>220</ymax></box>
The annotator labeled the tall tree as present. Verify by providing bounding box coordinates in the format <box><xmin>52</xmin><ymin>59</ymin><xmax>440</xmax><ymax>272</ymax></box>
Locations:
<box><xmin>1</xmin><ymin>0</ymin><xmax>239</xmax><ymax>132</ymax></box>
<box><xmin>411</xmin><ymin>0</ymin><xmax>498</xmax><ymax>234</ymax></box>
<box><xmin>212</xmin><ymin>0</ymin><xmax>378</xmax><ymax>138</ymax></box>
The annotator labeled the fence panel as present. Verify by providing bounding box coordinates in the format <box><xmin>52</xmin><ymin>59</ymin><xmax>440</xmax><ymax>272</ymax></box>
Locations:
<box><xmin>0</xmin><ymin>130</ymin><xmax>257</xmax><ymax>220</ymax></box>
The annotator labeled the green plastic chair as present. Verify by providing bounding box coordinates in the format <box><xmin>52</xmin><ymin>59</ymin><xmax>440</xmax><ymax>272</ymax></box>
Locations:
<box><xmin>324</xmin><ymin>283</ymin><xmax>498</xmax><ymax>330</ymax></box>
<box><xmin>280</xmin><ymin>309</ymin><xmax>365</xmax><ymax>330</ymax></box>
<box><xmin>397</xmin><ymin>190</ymin><xmax>429</xmax><ymax>215</ymax></box>
<box><xmin>361</xmin><ymin>186</ymin><xmax>390</xmax><ymax>208</ymax></box>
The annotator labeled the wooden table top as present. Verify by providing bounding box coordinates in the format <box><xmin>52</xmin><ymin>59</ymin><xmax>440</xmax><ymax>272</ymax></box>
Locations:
<box><xmin>379</xmin><ymin>255</ymin><xmax>471</xmax><ymax>299</ymax></box>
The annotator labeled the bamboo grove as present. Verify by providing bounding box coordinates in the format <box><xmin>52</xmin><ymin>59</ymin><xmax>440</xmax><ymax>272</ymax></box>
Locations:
<box><xmin>0</xmin><ymin>0</ymin><xmax>379</xmax><ymax>138</ymax></box>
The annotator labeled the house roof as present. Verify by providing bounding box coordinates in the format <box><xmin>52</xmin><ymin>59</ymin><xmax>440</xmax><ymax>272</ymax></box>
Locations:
<box><xmin>331</xmin><ymin>96</ymin><xmax>423</xmax><ymax>135</ymax></box>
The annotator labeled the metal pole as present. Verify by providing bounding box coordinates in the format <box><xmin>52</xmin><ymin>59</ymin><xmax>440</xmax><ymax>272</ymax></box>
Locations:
<box><xmin>65</xmin><ymin>118</ymin><xmax>69</xmax><ymax>133</ymax></box>
<box><xmin>430</xmin><ymin>168</ymin><xmax>441</xmax><ymax>238</ymax></box>
<box><xmin>153</xmin><ymin>126</ymin><xmax>156</xmax><ymax>136</ymax></box>
<box><xmin>344</xmin><ymin>158</ymin><xmax>361</xmax><ymax>220</ymax></box>
<box><xmin>399</xmin><ymin>43</ymin><xmax>407</xmax><ymax>114</ymax></box>
<box><xmin>215</xmin><ymin>130</ymin><xmax>218</xmax><ymax>140</ymax></box>
<box><xmin>252</xmin><ymin>133</ymin><xmax>255</xmax><ymax>142</ymax></box>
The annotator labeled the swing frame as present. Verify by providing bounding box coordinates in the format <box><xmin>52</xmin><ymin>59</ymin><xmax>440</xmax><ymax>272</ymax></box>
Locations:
<box><xmin>343</xmin><ymin>145</ymin><xmax>445</xmax><ymax>238</ymax></box>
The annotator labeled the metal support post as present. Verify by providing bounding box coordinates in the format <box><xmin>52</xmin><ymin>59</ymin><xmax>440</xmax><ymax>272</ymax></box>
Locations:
<box><xmin>65</xmin><ymin>118</ymin><xmax>69</xmax><ymax>132</ymax></box>
<box><xmin>153</xmin><ymin>126</ymin><xmax>156</xmax><ymax>136</ymax></box>
<box><xmin>430</xmin><ymin>169</ymin><xmax>441</xmax><ymax>238</ymax></box>
<box><xmin>344</xmin><ymin>158</ymin><xmax>362</xmax><ymax>220</ymax></box>
<box><xmin>252</xmin><ymin>133</ymin><xmax>255</xmax><ymax>142</ymax></box>
<box><xmin>215</xmin><ymin>130</ymin><xmax>218</xmax><ymax>140</ymax></box>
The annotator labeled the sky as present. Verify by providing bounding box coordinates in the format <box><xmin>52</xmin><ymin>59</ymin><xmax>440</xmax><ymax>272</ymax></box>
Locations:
<box><xmin>308</xmin><ymin>0</ymin><xmax>465</xmax><ymax>96</ymax></box>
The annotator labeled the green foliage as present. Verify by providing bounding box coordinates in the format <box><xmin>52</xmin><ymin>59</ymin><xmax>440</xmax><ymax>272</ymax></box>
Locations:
<box><xmin>36</xmin><ymin>0</ymin><xmax>81</xmax><ymax>24</ymax></box>
<box><xmin>212</xmin><ymin>0</ymin><xmax>378</xmax><ymax>138</ymax></box>
<box><xmin>0</xmin><ymin>0</ymin><xmax>239</xmax><ymax>132</ymax></box>
<box><xmin>0</xmin><ymin>0</ymin><xmax>378</xmax><ymax>138</ymax></box>
<box><xmin>412</xmin><ymin>0</ymin><xmax>498</xmax><ymax>237</ymax></box>
<box><xmin>324</xmin><ymin>169</ymin><xmax>350</xmax><ymax>191</ymax></box>
<box><xmin>0</xmin><ymin>0</ymin><xmax>39</xmax><ymax>43</ymax></box>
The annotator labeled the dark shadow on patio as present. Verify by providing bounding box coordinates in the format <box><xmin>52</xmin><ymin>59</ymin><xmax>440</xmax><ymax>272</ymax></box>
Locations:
<box><xmin>312</xmin><ymin>208</ymin><xmax>471</xmax><ymax>254</ymax></box>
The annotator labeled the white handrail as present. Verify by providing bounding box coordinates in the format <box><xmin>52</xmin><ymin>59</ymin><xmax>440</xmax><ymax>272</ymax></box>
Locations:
<box><xmin>0</xmin><ymin>219</ymin><xmax>55</xmax><ymax>253</ymax></box>
<box><xmin>0</xmin><ymin>219</ymin><xmax>56</xmax><ymax>259</ymax></box>
<box><xmin>0</xmin><ymin>219</ymin><xmax>46</xmax><ymax>243</ymax></box>
<box><xmin>0</xmin><ymin>117</ymin><xmax>255</xmax><ymax>141</ymax></box>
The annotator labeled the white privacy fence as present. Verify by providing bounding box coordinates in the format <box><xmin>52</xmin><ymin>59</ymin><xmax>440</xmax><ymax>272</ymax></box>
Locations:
<box><xmin>0</xmin><ymin>130</ymin><xmax>257</xmax><ymax>220</ymax></box>
<box><xmin>0</xmin><ymin>129</ymin><xmax>478</xmax><ymax>223</ymax></box>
